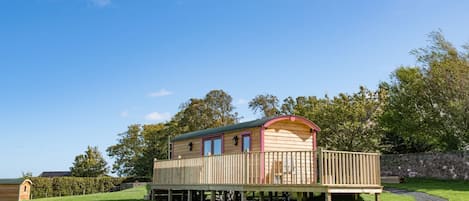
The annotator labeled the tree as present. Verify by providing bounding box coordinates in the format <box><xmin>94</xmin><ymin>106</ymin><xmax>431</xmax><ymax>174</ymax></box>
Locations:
<box><xmin>70</xmin><ymin>146</ymin><xmax>108</xmax><ymax>177</ymax></box>
<box><xmin>381</xmin><ymin>31</ymin><xmax>469</xmax><ymax>152</ymax></box>
<box><xmin>107</xmin><ymin>125</ymin><xmax>142</xmax><ymax>176</ymax></box>
<box><xmin>249</xmin><ymin>94</ymin><xmax>279</xmax><ymax>118</ymax></box>
<box><xmin>204</xmin><ymin>90</ymin><xmax>238</xmax><ymax>126</ymax></box>
<box><xmin>107</xmin><ymin>90</ymin><xmax>240</xmax><ymax>176</ymax></box>
<box><xmin>21</xmin><ymin>171</ymin><xmax>32</xmax><ymax>179</ymax></box>
<box><xmin>178</xmin><ymin>90</ymin><xmax>239</xmax><ymax>132</ymax></box>
<box><xmin>279</xmin><ymin>86</ymin><xmax>386</xmax><ymax>152</ymax></box>
<box><xmin>134</xmin><ymin>123</ymin><xmax>169</xmax><ymax>176</ymax></box>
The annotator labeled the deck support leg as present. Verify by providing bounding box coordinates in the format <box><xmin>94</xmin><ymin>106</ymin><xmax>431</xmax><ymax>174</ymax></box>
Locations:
<box><xmin>168</xmin><ymin>190</ymin><xmax>173</xmax><ymax>201</ymax></box>
<box><xmin>210</xmin><ymin>191</ymin><xmax>216</xmax><ymax>201</ymax></box>
<box><xmin>188</xmin><ymin>190</ymin><xmax>193</xmax><ymax>201</ymax></box>
<box><xmin>374</xmin><ymin>193</ymin><xmax>381</xmax><ymax>201</ymax></box>
<box><xmin>200</xmin><ymin>191</ymin><xmax>205</xmax><ymax>201</ymax></box>
<box><xmin>308</xmin><ymin>192</ymin><xmax>314</xmax><ymax>201</ymax></box>
<box><xmin>259</xmin><ymin>191</ymin><xmax>265</xmax><ymax>201</ymax></box>
<box><xmin>325</xmin><ymin>193</ymin><xmax>331</xmax><ymax>201</ymax></box>
<box><xmin>297</xmin><ymin>192</ymin><xmax>303</xmax><ymax>201</ymax></box>
<box><xmin>221</xmin><ymin>191</ymin><xmax>226</xmax><ymax>201</ymax></box>
<box><xmin>241</xmin><ymin>191</ymin><xmax>247</xmax><ymax>201</ymax></box>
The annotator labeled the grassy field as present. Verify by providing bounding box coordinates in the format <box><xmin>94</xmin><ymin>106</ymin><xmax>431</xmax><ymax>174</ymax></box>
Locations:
<box><xmin>31</xmin><ymin>185</ymin><xmax>415</xmax><ymax>201</ymax></box>
<box><xmin>361</xmin><ymin>192</ymin><xmax>414</xmax><ymax>201</ymax></box>
<box><xmin>385</xmin><ymin>178</ymin><xmax>469</xmax><ymax>201</ymax></box>
<box><xmin>32</xmin><ymin>186</ymin><xmax>147</xmax><ymax>201</ymax></box>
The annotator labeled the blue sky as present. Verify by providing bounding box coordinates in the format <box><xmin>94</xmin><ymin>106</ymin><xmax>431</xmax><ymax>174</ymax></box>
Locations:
<box><xmin>1</xmin><ymin>0</ymin><xmax>468</xmax><ymax>178</ymax></box>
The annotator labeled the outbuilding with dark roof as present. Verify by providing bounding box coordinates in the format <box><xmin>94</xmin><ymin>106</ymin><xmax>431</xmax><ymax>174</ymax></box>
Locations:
<box><xmin>0</xmin><ymin>178</ymin><xmax>32</xmax><ymax>201</ymax></box>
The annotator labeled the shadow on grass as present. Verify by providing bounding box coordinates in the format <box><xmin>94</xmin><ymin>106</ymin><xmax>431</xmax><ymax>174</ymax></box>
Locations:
<box><xmin>313</xmin><ymin>193</ymin><xmax>365</xmax><ymax>201</ymax></box>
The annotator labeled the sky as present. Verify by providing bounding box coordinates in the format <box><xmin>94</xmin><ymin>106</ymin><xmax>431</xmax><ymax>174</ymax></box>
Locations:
<box><xmin>1</xmin><ymin>0</ymin><xmax>469</xmax><ymax>178</ymax></box>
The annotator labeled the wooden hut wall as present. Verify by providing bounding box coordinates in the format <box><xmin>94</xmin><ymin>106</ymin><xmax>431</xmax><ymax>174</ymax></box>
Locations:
<box><xmin>172</xmin><ymin>127</ymin><xmax>261</xmax><ymax>159</ymax></box>
<box><xmin>19</xmin><ymin>181</ymin><xmax>31</xmax><ymax>200</ymax></box>
<box><xmin>263</xmin><ymin>120</ymin><xmax>313</xmax><ymax>152</ymax></box>
<box><xmin>0</xmin><ymin>184</ymin><xmax>20</xmax><ymax>201</ymax></box>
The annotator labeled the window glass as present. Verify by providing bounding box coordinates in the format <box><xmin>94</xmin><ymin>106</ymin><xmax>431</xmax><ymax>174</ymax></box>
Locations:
<box><xmin>213</xmin><ymin>138</ymin><xmax>222</xmax><ymax>155</ymax></box>
<box><xmin>242</xmin><ymin>135</ymin><xmax>251</xmax><ymax>152</ymax></box>
<box><xmin>204</xmin><ymin>140</ymin><xmax>212</xmax><ymax>156</ymax></box>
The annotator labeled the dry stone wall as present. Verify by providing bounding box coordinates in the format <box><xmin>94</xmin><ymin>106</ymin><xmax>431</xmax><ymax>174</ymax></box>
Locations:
<box><xmin>381</xmin><ymin>152</ymin><xmax>469</xmax><ymax>180</ymax></box>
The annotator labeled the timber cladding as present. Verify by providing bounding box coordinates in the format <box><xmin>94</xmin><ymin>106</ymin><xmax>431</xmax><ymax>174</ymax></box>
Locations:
<box><xmin>0</xmin><ymin>179</ymin><xmax>32</xmax><ymax>201</ymax></box>
<box><xmin>172</xmin><ymin>127</ymin><xmax>260</xmax><ymax>159</ymax></box>
<box><xmin>264</xmin><ymin>121</ymin><xmax>313</xmax><ymax>152</ymax></box>
<box><xmin>171</xmin><ymin>115</ymin><xmax>319</xmax><ymax>159</ymax></box>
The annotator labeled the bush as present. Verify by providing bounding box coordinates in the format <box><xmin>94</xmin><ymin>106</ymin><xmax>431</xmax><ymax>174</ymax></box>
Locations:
<box><xmin>121</xmin><ymin>176</ymin><xmax>152</xmax><ymax>183</ymax></box>
<box><xmin>30</xmin><ymin>177</ymin><xmax>124</xmax><ymax>199</ymax></box>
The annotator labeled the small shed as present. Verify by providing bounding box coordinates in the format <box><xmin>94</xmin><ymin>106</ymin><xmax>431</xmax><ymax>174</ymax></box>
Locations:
<box><xmin>0</xmin><ymin>178</ymin><xmax>32</xmax><ymax>201</ymax></box>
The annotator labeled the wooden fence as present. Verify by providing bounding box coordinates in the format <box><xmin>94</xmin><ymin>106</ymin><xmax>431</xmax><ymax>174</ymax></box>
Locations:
<box><xmin>319</xmin><ymin>150</ymin><xmax>380</xmax><ymax>186</ymax></box>
<box><xmin>153</xmin><ymin>150</ymin><xmax>380</xmax><ymax>186</ymax></box>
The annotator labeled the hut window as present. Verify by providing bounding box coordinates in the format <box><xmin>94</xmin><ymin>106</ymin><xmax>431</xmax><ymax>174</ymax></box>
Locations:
<box><xmin>242</xmin><ymin>134</ymin><xmax>251</xmax><ymax>152</ymax></box>
<box><xmin>203</xmin><ymin>137</ymin><xmax>222</xmax><ymax>156</ymax></box>
<box><xmin>24</xmin><ymin>186</ymin><xmax>27</xmax><ymax>192</ymax></box>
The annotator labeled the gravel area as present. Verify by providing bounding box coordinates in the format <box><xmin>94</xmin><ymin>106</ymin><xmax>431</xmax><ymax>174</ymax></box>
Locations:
<box><xmin>384</xmin><ymin>187</ymin><xmax>448</xmax><ymax>201</ymax></box>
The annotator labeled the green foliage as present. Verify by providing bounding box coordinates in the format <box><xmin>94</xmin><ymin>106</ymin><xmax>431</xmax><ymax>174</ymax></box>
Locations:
<box><xmin>381</xmin><ymin>31</ymin><xmax>469</xmax><ymax>152</ymax></box>
<box><xmin>278</xmin><ymin>86</ymin><xmax>386</xmax><ymax>151</ymax></box>
<box><xmin>248</xmin><ymin>94</ymin><xmax>280</xmax><ymax>118</ymax></box>
<box><xmin>108</xmin><ymin>90</ymin><xmax>239</xmax><ymax>177</ymax></box>
<box><xmin>31</xmin><ymin>186</ymin><xmax>147</xmax><ymax>201</ymax></box>
<box><xmin>22</xmin><ymin>171</ymin><xmax>33</xmax><ymax>178</ymax></box>
<box><xmin>29</xmin><ymin>177</ymin><xmax>124</xmax><ymax>199</ymax></box>
<box><xmin>70</xmin><ymin>146</ymin><xmax>108</xmax><ymax>177</ymax></box>
<box><xmin>178</xmin><ymin>89</ymin><xmax>239</xmax><ymax>132</ymax></box>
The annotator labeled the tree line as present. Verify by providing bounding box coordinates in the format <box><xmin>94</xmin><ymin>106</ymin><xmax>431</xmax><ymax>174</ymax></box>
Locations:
<box><xmin>70</xmin><ymin>31</ymin><xmax>468</xmax><ymax>178</ymax></box>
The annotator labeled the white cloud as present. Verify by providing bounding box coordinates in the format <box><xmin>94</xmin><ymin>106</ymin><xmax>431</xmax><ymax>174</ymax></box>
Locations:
<box><xmin>148</xmin><ymin>89</ymin><xmax>173</xmax><ymax>97</ymax></box>
<box><xmin>120</xmin><ymin>111</ymin><xmax>129</xmax><ymax>118</ymax></box>
<box><xmin>145</xmin><ymin>112</ymin><xmax>171</xmax><ymax>122</ymax></box>
<box><xmin>89</xmin><ymin>0</ymin><xmax>111</xmax><ymax>7</ymax></box>
<box><xmin>235</xmin><ymin>98</ymin><xmax>249</xmax><ymax>105</ymax></box>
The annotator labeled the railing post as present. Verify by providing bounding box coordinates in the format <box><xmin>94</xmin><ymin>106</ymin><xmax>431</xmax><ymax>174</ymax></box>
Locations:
<box><xmin>377</xmin><ymin>154</ymin><xmax>381</xmax><ymax>185</ymax></box>
<box><xmin>318</xmin><ymin>148</ymin><xmax>323</xmax><ymax>184</ymax></box>
<box><xmin>153</xmin><ymin>158</ymin><xmax>157</xmax><ymax>184</ymax></box>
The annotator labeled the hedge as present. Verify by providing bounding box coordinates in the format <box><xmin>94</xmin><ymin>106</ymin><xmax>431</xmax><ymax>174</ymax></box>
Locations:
<box><xmin>29</xmin><ymin>177</ymin><xmax>125</xmax><ymax>199</ymax></box>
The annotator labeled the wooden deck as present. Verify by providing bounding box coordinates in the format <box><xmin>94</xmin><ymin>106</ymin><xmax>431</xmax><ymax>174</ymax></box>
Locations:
<box><xmin>151</xmin><ymin>150</ymin><xmax>382</xmax><ymax>201</ymax></box>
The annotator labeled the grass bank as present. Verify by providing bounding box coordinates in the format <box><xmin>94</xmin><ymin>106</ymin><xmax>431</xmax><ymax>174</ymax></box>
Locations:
<box><xmin>385</xmin><ymin>178</ymin><xmax>469</xmax><ymax>201</ymax></box>
<box><xmin>32</xmin><ymin>186</ymin><xmax>147</xmax><ymax>201</ymax></box>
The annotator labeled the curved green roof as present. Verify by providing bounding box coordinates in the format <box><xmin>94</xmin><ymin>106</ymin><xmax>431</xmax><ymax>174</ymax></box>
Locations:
<box><xmin>0</xmin><ymin>178</ymin><xmax>27</xmax><ymax>185</ymax></box>
<box><xmin>172</xmin><ymin>116</ymin><xmax>276</xmax><ymax>142</ymax></box>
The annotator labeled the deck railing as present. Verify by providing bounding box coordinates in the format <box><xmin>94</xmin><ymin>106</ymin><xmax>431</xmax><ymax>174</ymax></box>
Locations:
<box><xmin>153</xmin><ymin>150</ymin><xmax>380</xmax><ymax>186</ymax></box>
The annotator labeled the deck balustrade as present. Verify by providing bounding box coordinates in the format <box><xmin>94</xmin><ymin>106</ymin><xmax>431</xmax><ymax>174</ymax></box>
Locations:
<box><xmin>153</xmin><ymin>149</ymin><xmax>380</xmax><ymax>187</ymax></box>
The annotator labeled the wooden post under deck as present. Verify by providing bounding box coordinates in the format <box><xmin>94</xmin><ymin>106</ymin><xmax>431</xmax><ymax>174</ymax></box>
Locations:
<box><xmin>325</xmin><ymin>193</ymin><xmax>331</xmax><ymax>201</ymax></box>
<box><xmin>168</xmin><ymin>190</ymin><xmax>172</xmax><ymax>201</ymax></box>
<box><xmin>308</xmin><ymin>192</ymin><xmax>314</xmax><ymax>201</ymax></box>
<box><xmin>241</xmin><ymin>192</ymin><xmax>247</xmax><ymax>201</ymax></box>
<box><xmin>375</xmin><ymin>193</ymin><xmax>381</xmax><ymax>201</ymax></box>
<box><xmin>259</xmin><ymin>192</ymin><xmax>265</xmax><ymax>201</ymax></box>
<box><xmin>200</xmin><ymin>191</ymin><xmax>205</xmax><ymax>201</ymax></box>
<box><xmin>188</xmin><ymin>190</ymin><xmax>193</xmax><ymax>201</ymax></box>
<box><xmin>297</xmin><ymin>192</ymin><xmax>303</xmax><ymax>201</ymax></box>
<box><xmin>210</xmin><ymin>191</ymin><xmax>216</xmax><ymax>201</ymax></box>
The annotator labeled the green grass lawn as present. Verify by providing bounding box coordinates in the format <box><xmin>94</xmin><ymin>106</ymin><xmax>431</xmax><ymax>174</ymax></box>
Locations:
<box><xmin>361</xmin><ymin>192</ymin><xmax>415</xmax><ymax>201</ymax></box>
<box><xmin>32</xmin><ymin>186</ymin><xmax>147</xmax><ymax>201</ymax></box>
<box><xmin>31</xmin><ymin>185</ymin><xmax>415</xmax><ymax>201</ymax></box>
<box><xmin>385</xmin><ymin>178</ymin><xmax>469</xmax><ymax>201</ymax></box>
<box><xmin>34</xmin><ymin>178</ymin><xmax>469</xmax><ymax>201</ymax></box>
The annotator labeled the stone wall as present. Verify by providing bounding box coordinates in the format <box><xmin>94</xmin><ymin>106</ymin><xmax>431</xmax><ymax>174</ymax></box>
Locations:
<box><xmin>381</xmin><ymin>152</ymin><xmax>469</xmax><ymax>180</ymax></box>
